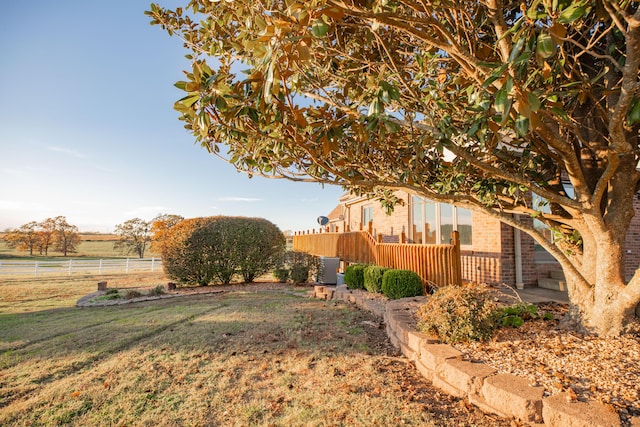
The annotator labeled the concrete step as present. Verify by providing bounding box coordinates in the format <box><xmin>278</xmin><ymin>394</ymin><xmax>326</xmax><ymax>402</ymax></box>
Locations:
<box><xmin>538</xmin><ymin>277</ymin><xmax>566</xmax><ymax>292</ymax></box>
<box><xmin>549</xmin><ymin>270</ymin><xmax>565</xmax><ymax>280</ymax></box>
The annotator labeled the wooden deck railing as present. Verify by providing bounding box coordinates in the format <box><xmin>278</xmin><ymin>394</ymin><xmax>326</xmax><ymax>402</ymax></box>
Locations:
<box><xmin>293</xmin><ymin>230</ymin><xmax>461</xmax><ymax>287</ymax></box>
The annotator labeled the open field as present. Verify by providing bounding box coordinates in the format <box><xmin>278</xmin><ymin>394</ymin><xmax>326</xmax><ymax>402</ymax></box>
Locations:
<box><xmin>0</xmin><ymin>235</ymin><xmax>160</xmax><ymax>260</ymax></box>
<box><xmin>0</xmin><ymin>274</ymin><xmax>510</xmax><ymax>426</ymax></box>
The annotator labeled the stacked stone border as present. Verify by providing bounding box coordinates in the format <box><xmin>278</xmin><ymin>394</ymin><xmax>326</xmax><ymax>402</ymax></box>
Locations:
<box><xmin>312</xmin><ymin>284</ymin><xmax>634</xmax><ymax>427</ymax></box>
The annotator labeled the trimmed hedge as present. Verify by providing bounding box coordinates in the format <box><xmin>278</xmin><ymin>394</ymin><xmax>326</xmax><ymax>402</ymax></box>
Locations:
<box><xmin>162</xmin><ymin>216</ymin><xmax>285</xmax><ymax>285</ymax></box>
<box><xmin>363</xmin><ymin>265</ymin><xmax>390</xmax><ymax>293</ymax></box>
<box><xmin>381</xmin><ymin>269</ymin><xmax>424</xmax><ymax>299</ymax></box>
<box><xmin>344</xmin><ymin>264</ymin><xmax>367</xmax><ymax>289</ymax></box>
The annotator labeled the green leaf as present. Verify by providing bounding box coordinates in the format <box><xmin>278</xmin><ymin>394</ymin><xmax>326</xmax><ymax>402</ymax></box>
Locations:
<box><xmin>558</xmin><ymin>1</ymin><xmax>590</xmax><ymax>24</ymax></box>
<box><xmin>494</xmin><ymin>77</ymin><xmax>513</xmax><ymax>117</ymax></box>
<box><xmin>628</xmin><ymin>98</ymin><xmax>640</xmax><ymax>125</ymax></box>
<box><xmin>509</xmin><ymin>37</ymin><xmax>526</xmax><ymax>63</ymax></box>
<box><xmin>526</xmin><ymin>0</ymin><xmax>547</xmax><ymax>20</ymax></box>
<box><xmin>178</xmin><ymin>94</ymin><xmax>200</xmax><ymax>108</ymax></box>
<box><xmin>515</xmin><ymin>115</ymin><xmax>529</xmax><ymax>136</ymax></box>
<box><xmin>368</xmin><ymin>98</ymin><xmax>384</xmax><ymax>116</ymax></box>
<box><xmin>311</xmin><ymin>20</ymin><xmax>329</xmax><ymax>37</ymax></box>
<box><xmin>483</xmin><ymin>64</ymin><xmax>509</xmax><ymax>88</ymax></box>
<box><xmin>536</xmin><ymin>32</ymin><xmax>556</xmax><ymax>59</ymax></box>
<box><xmin>527</xmin><ymin>92</ymin><xmax>542</xmax><ymax>111</ymax></box>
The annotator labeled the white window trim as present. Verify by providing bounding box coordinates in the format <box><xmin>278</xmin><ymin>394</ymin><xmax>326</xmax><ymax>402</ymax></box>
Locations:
<box><xmin>410</xmin><ymin>196</ymin><xmax>472</xmax><ymax>247</ymax></box>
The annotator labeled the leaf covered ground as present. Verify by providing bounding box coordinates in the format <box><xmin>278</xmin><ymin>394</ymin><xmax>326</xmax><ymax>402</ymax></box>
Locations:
<box><xmin>0</xmin><ymin>279</ymin><xmax>513</xmax><ymax>426</ymax></box>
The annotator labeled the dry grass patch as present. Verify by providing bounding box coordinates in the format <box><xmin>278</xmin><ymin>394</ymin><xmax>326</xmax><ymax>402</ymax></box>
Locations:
<box><xmin>0</xmin><ymin>281</ymin><xmax>512</xmax><ymax>426</ymax></box>
<box><xmin>0</xmin><ymin>273</ymin><xmax>166</xmax><ymax>314</ymax></box>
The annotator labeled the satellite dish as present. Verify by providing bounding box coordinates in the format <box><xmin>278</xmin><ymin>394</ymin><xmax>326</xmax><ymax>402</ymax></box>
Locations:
<box><xmin>317</xmin><ymin>216</ymin><xmax>329</xmax><ymax>226</ymax></box>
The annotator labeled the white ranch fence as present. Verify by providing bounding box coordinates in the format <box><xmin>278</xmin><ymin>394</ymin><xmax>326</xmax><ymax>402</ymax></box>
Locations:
<box><xmin>0</xmin><ymin>258</ymin><xmax>162</xmax><ymax>277</ymax></box>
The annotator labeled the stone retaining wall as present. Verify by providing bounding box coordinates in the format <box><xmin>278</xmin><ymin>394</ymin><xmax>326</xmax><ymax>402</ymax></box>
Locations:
<box><xmin>312</xmin><ymin>284</ymin><xmax>630</xmax><ymax>427</ymax></box>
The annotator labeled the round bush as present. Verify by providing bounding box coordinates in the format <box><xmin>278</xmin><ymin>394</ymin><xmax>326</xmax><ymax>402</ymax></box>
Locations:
<box><xmin>344</xmin><ymin>264</ymin><xmax>367</xmax><ymax>289</ymax></box>
<box><xmin>416</xmin><ymin>284</ymin><xmax>501</xmax><ymax>343</ymax></box>
<box><xmin>272</xmin><ymin>251</ymin><xmax>318</xmax><ymax>284</ymax></box>
<box><xmin>162</xmin><ymin>216</ymin><xmax>285</xmax><ymax>285</ymax></box>
<box><xmin>364</xmin><ymin>265</ymin><xmax>389</xmax><ymax>293</ymax></box>
<box><xmin>273</xmin><ymin>267</ymin><xmax>289</xmax><ymax>283</ymax></box>
<box><xmin>381</xmin><ymin>269</ymin><xmax>424</xmax><ymax>299</ymax></box>
<box><xmin>290</xmin><ymin>265</ymin><xmax>311</xmax><ymax>283</ymax></box>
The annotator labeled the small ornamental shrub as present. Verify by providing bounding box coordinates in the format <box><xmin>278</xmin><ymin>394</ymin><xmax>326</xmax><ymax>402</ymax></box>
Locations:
<box><xmin>148</xmin><ymin>285</ymin><xmax>165</xmax><ymax>296</ymax></box>
<box><xmin>416</xmin><ymin>284</ymin><xmax>501</xmax><ymax>343</ymax></box>
<box><xmin>363</xmin><ymin>265</ymin><xmax>389</xmax><ymax>293</ymax></box>
<box><xmin>344</xmin><ymin>264</ymin><xmax>367</xmax><ymax>289</ymax></box>
<box><xmin>290</xmin><ymin>265</ymin><xmax>310</xmax><ymax>283</ymax></box>
<box><xmin>273</xmin><ymin>251</ymin><xmax>319</xmax><ymax>284</ymax></box>
<box><xmin>381</xmin><ymin>269</ymin><xmax>423</xmax><ymax>299</ymax></box>
<box><xmin>125</xmin><ymin>290</ymin><xmax>143</xmax><ymax>299</ymax></box>
<box><xmin>499</xmin><ymin>303</ymin><xmax>553</xmax><ymax>327</ymax></box>
<box><xmin>98</xmin><ymin>290</ymin><xmax>121</xmax><ymax>301</ymax></box>
<box><xmin>273</xmin><ymin>267</ymin><xmax>290</xmax><ymax>283</ymax></box>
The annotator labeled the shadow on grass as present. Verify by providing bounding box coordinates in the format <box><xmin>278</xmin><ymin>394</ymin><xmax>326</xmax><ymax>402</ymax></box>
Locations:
<box><xmin>0</xmin><ymin>290</ymin><xmax>512</xmax><ymax>427</ymax></box>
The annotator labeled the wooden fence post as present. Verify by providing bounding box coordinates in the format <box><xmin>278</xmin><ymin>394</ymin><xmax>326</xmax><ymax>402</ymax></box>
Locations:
<box><xmin>451</xmin><ymin>231</ymin><xmax>462</xmax><ymax>285</ymax></box>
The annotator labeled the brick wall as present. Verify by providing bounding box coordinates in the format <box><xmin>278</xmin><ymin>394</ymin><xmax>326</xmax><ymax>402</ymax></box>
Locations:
<box><xmin>343</xmin><ymin>191</ymin><xmax>409</xmax><ymax>240</ymax></box>
<box><xmin>624</xmin><ymin>195</ymin><xmax>640</xmax><ymax>280</ymax></box>
<box><xmin>334</xmin><ymin>191</ymin><xmax>640</xmax><ymax>287</ymax></box>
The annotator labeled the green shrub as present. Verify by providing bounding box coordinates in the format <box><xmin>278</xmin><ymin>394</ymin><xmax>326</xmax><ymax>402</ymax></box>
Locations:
<box><xmin>273</xmin><ymin>267</ymin><xmax>290</xmax><ymax>282</ymax></box>
<box><xmin>290</xmin><ymin>265</ymin><xmax>310</xmax><ymax>283</ymax></box>
<box><xmin>344</xmin><ymin>264</ymin><xmax>367</xmax><ymax>289</ymax></box>
<box><xmin>499</xmin><ymin>303</ymin><xmax>553</xmax><ymax>327</ymax></box>
<box><xmin>232</xmin><ymin>217</ymin><xmax>286</xmax><ymax>283</ymax></box>
<box><xmin>162</xmin><ymin>216</ymin><xmax>285</xmax><ymax>285</ymax></box>
<box><xmin>105</xmin><ymin>288</ymin><xmax>119</xmax><ymax>295</ymax></box>
<box><xmin>381</xmin><ymin>269</ymin><xmax>423</xmax><ymax>299</ymax></box>
<box><xmin>363</xmin><ymin>266</ymin><xmax>389</xmax><ymax>293</ymax></box>
<box><xmin>416</xmin><ymin>284</ymin><xmax>500</xmax><ymax>343</ymax></box>
<box><xmin>272</xmin><ymin>251</ymin><xmax>319</xmax><ymax>284</ymax></box>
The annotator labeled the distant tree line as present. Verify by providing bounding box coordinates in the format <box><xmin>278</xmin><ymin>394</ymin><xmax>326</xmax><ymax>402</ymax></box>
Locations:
<box><xmin>3</xmin><ymin>216</ymin><xmax>80</xmax><ymax>257</ymax></box>
<box><xmin>4</xmin><ymin>214</ymin><xmax>186</xmax><ymax>259</ymax></box>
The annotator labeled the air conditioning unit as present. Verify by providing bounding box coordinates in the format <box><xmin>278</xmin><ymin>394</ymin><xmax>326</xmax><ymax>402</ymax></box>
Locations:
<box><xmin>317</xmin><ymin>257</ymin><xmax>340</xmax><ymax>284</ymax></box>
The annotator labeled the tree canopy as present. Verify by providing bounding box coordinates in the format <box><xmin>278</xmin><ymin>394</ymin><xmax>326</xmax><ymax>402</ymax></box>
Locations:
<box><xmin>114</xmin><ymin>218</ymin><xmax>152</xmax><ymax>258</ymax></box>
<box><xmin>148</xmin><ymin>1</ymin><xmax>640</xmax><ymax>336</ymax></box>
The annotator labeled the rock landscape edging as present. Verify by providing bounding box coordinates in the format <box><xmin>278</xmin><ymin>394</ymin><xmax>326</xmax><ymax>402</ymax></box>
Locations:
<box><xmin>313</xmin><ymin>284</ymin><xmax>627</xmax><ymax>427</ymax></box>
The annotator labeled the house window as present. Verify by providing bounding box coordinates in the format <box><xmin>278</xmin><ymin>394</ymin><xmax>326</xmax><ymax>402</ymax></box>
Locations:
<box><xmin>362</xmin><ymin>205</ymin><xmax>374</xmax><ymax>228</ymax></box>
<box><xmin>411</xmin><ymin>196</ymin><xmax>472</xmax><ymax>246</ymax></box>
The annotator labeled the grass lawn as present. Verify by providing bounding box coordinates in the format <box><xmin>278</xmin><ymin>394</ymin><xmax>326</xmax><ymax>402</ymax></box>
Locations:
<box><xmin>0</xmin><ymin>274</ymin><xmax>510</xmax><ymax>426</ymax></box>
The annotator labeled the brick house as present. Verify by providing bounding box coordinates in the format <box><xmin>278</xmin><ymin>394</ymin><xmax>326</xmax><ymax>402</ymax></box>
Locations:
<box><xmin>325</xmin><ymin>191</ymin><xmax>640</xmax><ymax>287</ymax></box>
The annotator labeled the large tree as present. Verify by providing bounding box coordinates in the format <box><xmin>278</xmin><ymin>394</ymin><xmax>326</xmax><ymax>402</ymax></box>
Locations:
<box><xmin>37</xmin><ymin>218</ymin><xmax>56</xmax><ymax>256</ymax></box>
<box><xmin>4</xmin><ymin>222</ymin><xmax>40</xmax><ymax>256</ymax></box>
<box><xmin>114</xmin><ymin>218</ymin><xmax>152</xmax><ymax>258</ymax></box>
<box><xmin>51</xmin><ymin>216</ymin><xmax>80</xmax><ymax>257</ymax></box>
<box><xmin>150</xmin><ymin>213</ymin><xmax>185</xmax><ymax>255</ymax></box>
<box><xmin>148</xmin><ymin>1</ymin><xmax>640</xmax><ymax>336</ymax></box>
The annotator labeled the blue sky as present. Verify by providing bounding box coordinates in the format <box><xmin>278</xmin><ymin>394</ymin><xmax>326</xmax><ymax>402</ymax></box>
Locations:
<box><xmin>0</xmin><ymin>1</ymin><xmax>344</xmax><ymax>233</ymax></box>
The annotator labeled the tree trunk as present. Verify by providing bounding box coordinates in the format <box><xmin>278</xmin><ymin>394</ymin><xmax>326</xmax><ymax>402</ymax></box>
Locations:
<box><xmin>561</xmin><ymin>222</ymin><xmax>640</xmax><ymax>336</ymax></box>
